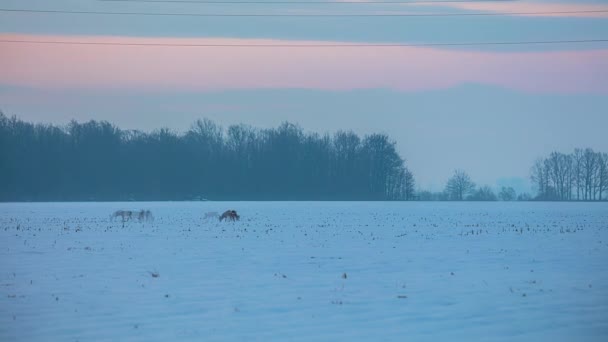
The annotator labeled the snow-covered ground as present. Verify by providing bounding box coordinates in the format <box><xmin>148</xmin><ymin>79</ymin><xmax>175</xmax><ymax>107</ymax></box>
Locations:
<box><xmin>1</xmin><ymin>202</ymin><xmax>607</xmax><ymax>341</ymax></box>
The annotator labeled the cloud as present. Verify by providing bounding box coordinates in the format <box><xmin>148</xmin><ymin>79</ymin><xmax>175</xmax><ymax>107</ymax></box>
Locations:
<box><xmin>1</xmin><ymin>34</ymin><xmax>607</xmax><ymax>94</ymax></box>
<box><xmin>418</xmin><ymin>1</ymin><xmax>608</xmax><ymax>18</ymax></box>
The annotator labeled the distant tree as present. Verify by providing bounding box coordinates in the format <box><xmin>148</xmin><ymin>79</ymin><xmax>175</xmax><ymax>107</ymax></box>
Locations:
<box><xmin>468</xmin><ymin>186</ymin><xmax>497</xmax><ymax>201</ymax></box>
<box><xmin>445</xmin><ymin>170</ymin><xmax>476</xmax><ymax>201</ymax></box>
<box><xmin>416</xmin><ymin>190</ymin><xmax>448</xmax><ymax>201</ymax></box>
<box><xmin>403</xmin><ymin>168</ymin><xmax>416</xmax><ymax>200</ymax></box>
<box><xmin>362</xmin><ymin>133</ymin><xmax>404</xmax><ymax>200</ymax></box>
<box><xmin>546</xmin><ymin>152</ymin><xmax>573</xmax><ymax>200</ymax></box>
<box><xmin>417</xmin><ymin>190</ymin><xmax>433</xmax><ymax>201</ymax></box>
<box><xmin>498</xmin><ymin>186</ymin><xmax>517</xmax><ymax>201</ymax></box>
<box><xmin>598</xmin><ymin>153</ymin><xmax>608</xmax><ymax>201</ymax></box>
<box><xmin>517</xmin><ymin>193</ymin><xmax>532</xmax><ymax>201</ymax></box>
<box><xmin>531</xmin><ymin>158</ymin><xmax>553</xmax><ymax>200</ymax></box>
<box><xmin>573</xmin><ymin>148</ymin><xmax>584</xmax><ymax>200</ymax></box>
<box><xmin>333</xmin><ymin>130</ymin><xmax>362</xmax><ymax>196</ymax></box>
<box><xmin>582</xmin><ymin>148</ymin><xmax>598</xmax><ymax>200</ymax></box>
<box><xmin>530</xmin><ymin>148</ymin><xmax>607</xmax><ymax>201</ymax></box>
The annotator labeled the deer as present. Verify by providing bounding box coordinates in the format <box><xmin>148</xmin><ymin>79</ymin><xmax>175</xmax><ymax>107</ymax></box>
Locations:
<box><xmin>138</xmin><ymin>210</ymin><xmax>153</xmax><ymax>223</ymax></box>
<box><xmin>219</xmin><ymin>210</ymin><xmax>240</xmax><ymax>222</ymax></box>
<box><xmin>111</xmin><ymin>210</ymin><xmax>133</xmax><ymax>222</ymax></box>
<box><xmin>204</xmin><ymin>211</ymin><xmax>219</xmax><ymax>220</ymax></box>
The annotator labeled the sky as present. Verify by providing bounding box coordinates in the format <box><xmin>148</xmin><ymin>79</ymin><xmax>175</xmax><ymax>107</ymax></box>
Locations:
<box><xmin>1</xmin><ymin>0</ymin><xmax>608</xmax><ymax>192</ymax></box>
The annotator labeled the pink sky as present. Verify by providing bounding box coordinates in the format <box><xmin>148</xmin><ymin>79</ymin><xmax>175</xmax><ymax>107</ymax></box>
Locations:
<box><xmin>416</xmin><ymin>1</ymin><xmax>608</xmax><ymax>18</ymax></box>
<box><xmin>1</xmin><ymin>34</ymin><xmax>607</xmax><ymax>94</ymax></box>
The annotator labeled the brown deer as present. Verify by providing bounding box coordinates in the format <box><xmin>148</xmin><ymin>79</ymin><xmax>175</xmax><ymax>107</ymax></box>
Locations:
<box><xmin>219</xmin><ymin>210</ymin><xmax>240</xmax><ymax>222</ymax></box>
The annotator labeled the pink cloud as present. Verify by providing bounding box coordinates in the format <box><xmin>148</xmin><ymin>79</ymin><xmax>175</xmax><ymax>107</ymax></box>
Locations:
<box><xmin>417</xmin><ymin>1</ymin><xmax>608</xmax><ymax>18</ymax></box>
<box><xmin>1</xmin><ymin>34</ymin><xmax>607</xmax><ymax>94</ymax></box>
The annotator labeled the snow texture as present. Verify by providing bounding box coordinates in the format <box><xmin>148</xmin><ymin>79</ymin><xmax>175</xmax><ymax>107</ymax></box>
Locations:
<box><xmin>1</xmin><ymin>202</ymin><xmax>607</xmax><ymax>341</ymax></box>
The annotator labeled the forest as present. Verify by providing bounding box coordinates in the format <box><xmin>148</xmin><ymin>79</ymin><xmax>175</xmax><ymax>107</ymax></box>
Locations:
<box><xmin>0</xmin><ymin>113</ymin><xmax>415</xmax><ymax>201</ymax></box>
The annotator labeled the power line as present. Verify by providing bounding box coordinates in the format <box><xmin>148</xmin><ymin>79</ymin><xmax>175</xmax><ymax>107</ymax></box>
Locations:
<box><xmin>1</xmin><ymin>8</ymin><xmax>606</xmax><ymax>17</ymax></box>
<box><xmin>98</xmin><ymin>0</ymin><xmax>519</xmax><ymax>4</ymax></box>
<box><xmin>2</xmin><ymin>38</ymin><xmax>607</xmax><ymax>47</ymax></box>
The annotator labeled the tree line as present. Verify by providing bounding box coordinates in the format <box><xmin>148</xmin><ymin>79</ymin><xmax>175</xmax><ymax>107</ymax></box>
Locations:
<box><xmin>415</xmin><ymin>148</ymin><xmax>608</xmax><ymax>201</ymax></box>
<box><xmin>531</xmin><ymin>148</ymin><xmax>608</xmax><ymax>201</ymax></box>
<box><xmin>0</xmin><ymin>113</ymin><xmax>415</xmax><ymax>201</ymax></box>
<box><xmin>418</xmin><ymin>147</ymin><xmax>608</xmax><ymax>202</ymax></box>
<box><xmin>417</xmin><ymin>169</ymin><xmax>528</xmax><ymax>202</ymax></box>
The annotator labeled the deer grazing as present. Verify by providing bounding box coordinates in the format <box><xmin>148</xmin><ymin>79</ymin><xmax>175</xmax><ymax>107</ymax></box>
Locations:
<box><xmin>112</xmin><ymin>210</ymin><xmax>133</xmax><ymax>222</ymax></box>
<box><xmin>219</xmin><ymin>210</ymin><xmax>240</xmax><ymax>222</ymax></box>
<box><xmin>138</xmin><ymin>210</ymin><xmax>154</xmax><ymax>223</ymax></box>
<box><xmin>112</xmin><ymin>210</ymin><xmax>153</xmax><ymax>225</ymax></box>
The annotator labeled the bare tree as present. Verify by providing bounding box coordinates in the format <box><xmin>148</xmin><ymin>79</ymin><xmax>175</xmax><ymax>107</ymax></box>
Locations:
<box><xmin>546</xmin><ymin>152</ymin><xmax>573</xmax><ymax>200</ymax></box>
<box><xmin>598</xmin><ymin>152</ymin><xmax>608</xmax><ymax>201</ymax></box>
<box><xmin>445</xmin><ymin>170</ymin><xmax>476</xmax><ymax>201</ymax></box>
<box><xmin>498</xmin><ymin>186</ymin><xmax>517</xmax><ymax>201</ymax></box>
<box><xmin>573</xmin><ymin>148</ymin><xmax>584</xmax><ymax>200</ymax></box>
<box><xmin>469</xmin><ymin>185</ymin><xmax>497</xmax><ymax>201</ymax></box>
<box><xmin>517</xmin><ymin>193</ymin><xmax>532</xmax><ymax>201</ymax></box>
<box><xmin>582</xmin><ymin>148</ymin><xmax>598</xmax><ymax>200</ymax></box>
<box><xmin>531</xmin><ymin>148</ymin><xmax>607</xmax><ymax>201</ymax></box>
<box><xmin>362</xmin><ymin>134</ymin><xmax>404</xmax><ymax>200</ymax></box>
<box><xmin>531</xmin><ymin>158</ymin><xmax>551</xmax><ymax>200</ymax></box>
<box><xmin>403</xmin><ymin>168</ymin><xmax>415</xmax><ymax>200</ymax></box>
<box><xmin>333</xmin><ymin>130</ymin><xmax>361</xmax><ymax>195</ymax></box>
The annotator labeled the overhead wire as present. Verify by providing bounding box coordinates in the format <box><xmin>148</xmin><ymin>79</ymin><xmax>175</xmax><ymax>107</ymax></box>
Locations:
<box><xmin>1</xmin><ymin>8</ymin><xmax>607</xmax><ymax>17</ymax></box>
<box><xmin>2</xmin><ymin>38</ymin><xmax>607</xmax><ymax>47</ymax></box>
<box><xmin>96</xmin><ymin>0</ymin><xmax>519</xmax><ymax>4</ymax></box>
<box><xmin>2</xmin><ymin>1</ymin><xmax>604</xmax><ymax>49</ymax></box>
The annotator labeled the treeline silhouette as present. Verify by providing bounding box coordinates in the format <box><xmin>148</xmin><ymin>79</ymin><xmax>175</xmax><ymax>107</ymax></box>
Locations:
<box><xmin>531</xmin><ymin>148</ymin><xmax>608</xmax><ymax>201</ymax></box>
<box><xmin>0</xmin><ymin>113</ymin><xmax>415</xmax><ymax>201</ymax></box>
<box><xmin>416</xmin><ymin>169</ymin><xmax>530</xmax><ymax>202</ymax></box>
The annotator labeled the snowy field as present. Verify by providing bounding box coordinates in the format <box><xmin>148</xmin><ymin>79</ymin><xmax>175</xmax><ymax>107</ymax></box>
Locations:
<box><xmin>1</xmin><ymin>202</ymin><xmax>607</xmax><ymax>341</ymax></box>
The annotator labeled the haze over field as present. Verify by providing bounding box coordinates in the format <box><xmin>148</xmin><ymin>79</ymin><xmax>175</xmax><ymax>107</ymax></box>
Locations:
<box><xmin>2</xmin><ymin>0</ymin><xmax>608</xmax><ymax>191</ymax></box>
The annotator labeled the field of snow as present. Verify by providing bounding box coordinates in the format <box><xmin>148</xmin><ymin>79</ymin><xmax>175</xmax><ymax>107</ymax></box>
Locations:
<box><xmin>1</xmin><ymin>202</ymin><xmax>607</xmax><ymax>341</ymax></box>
